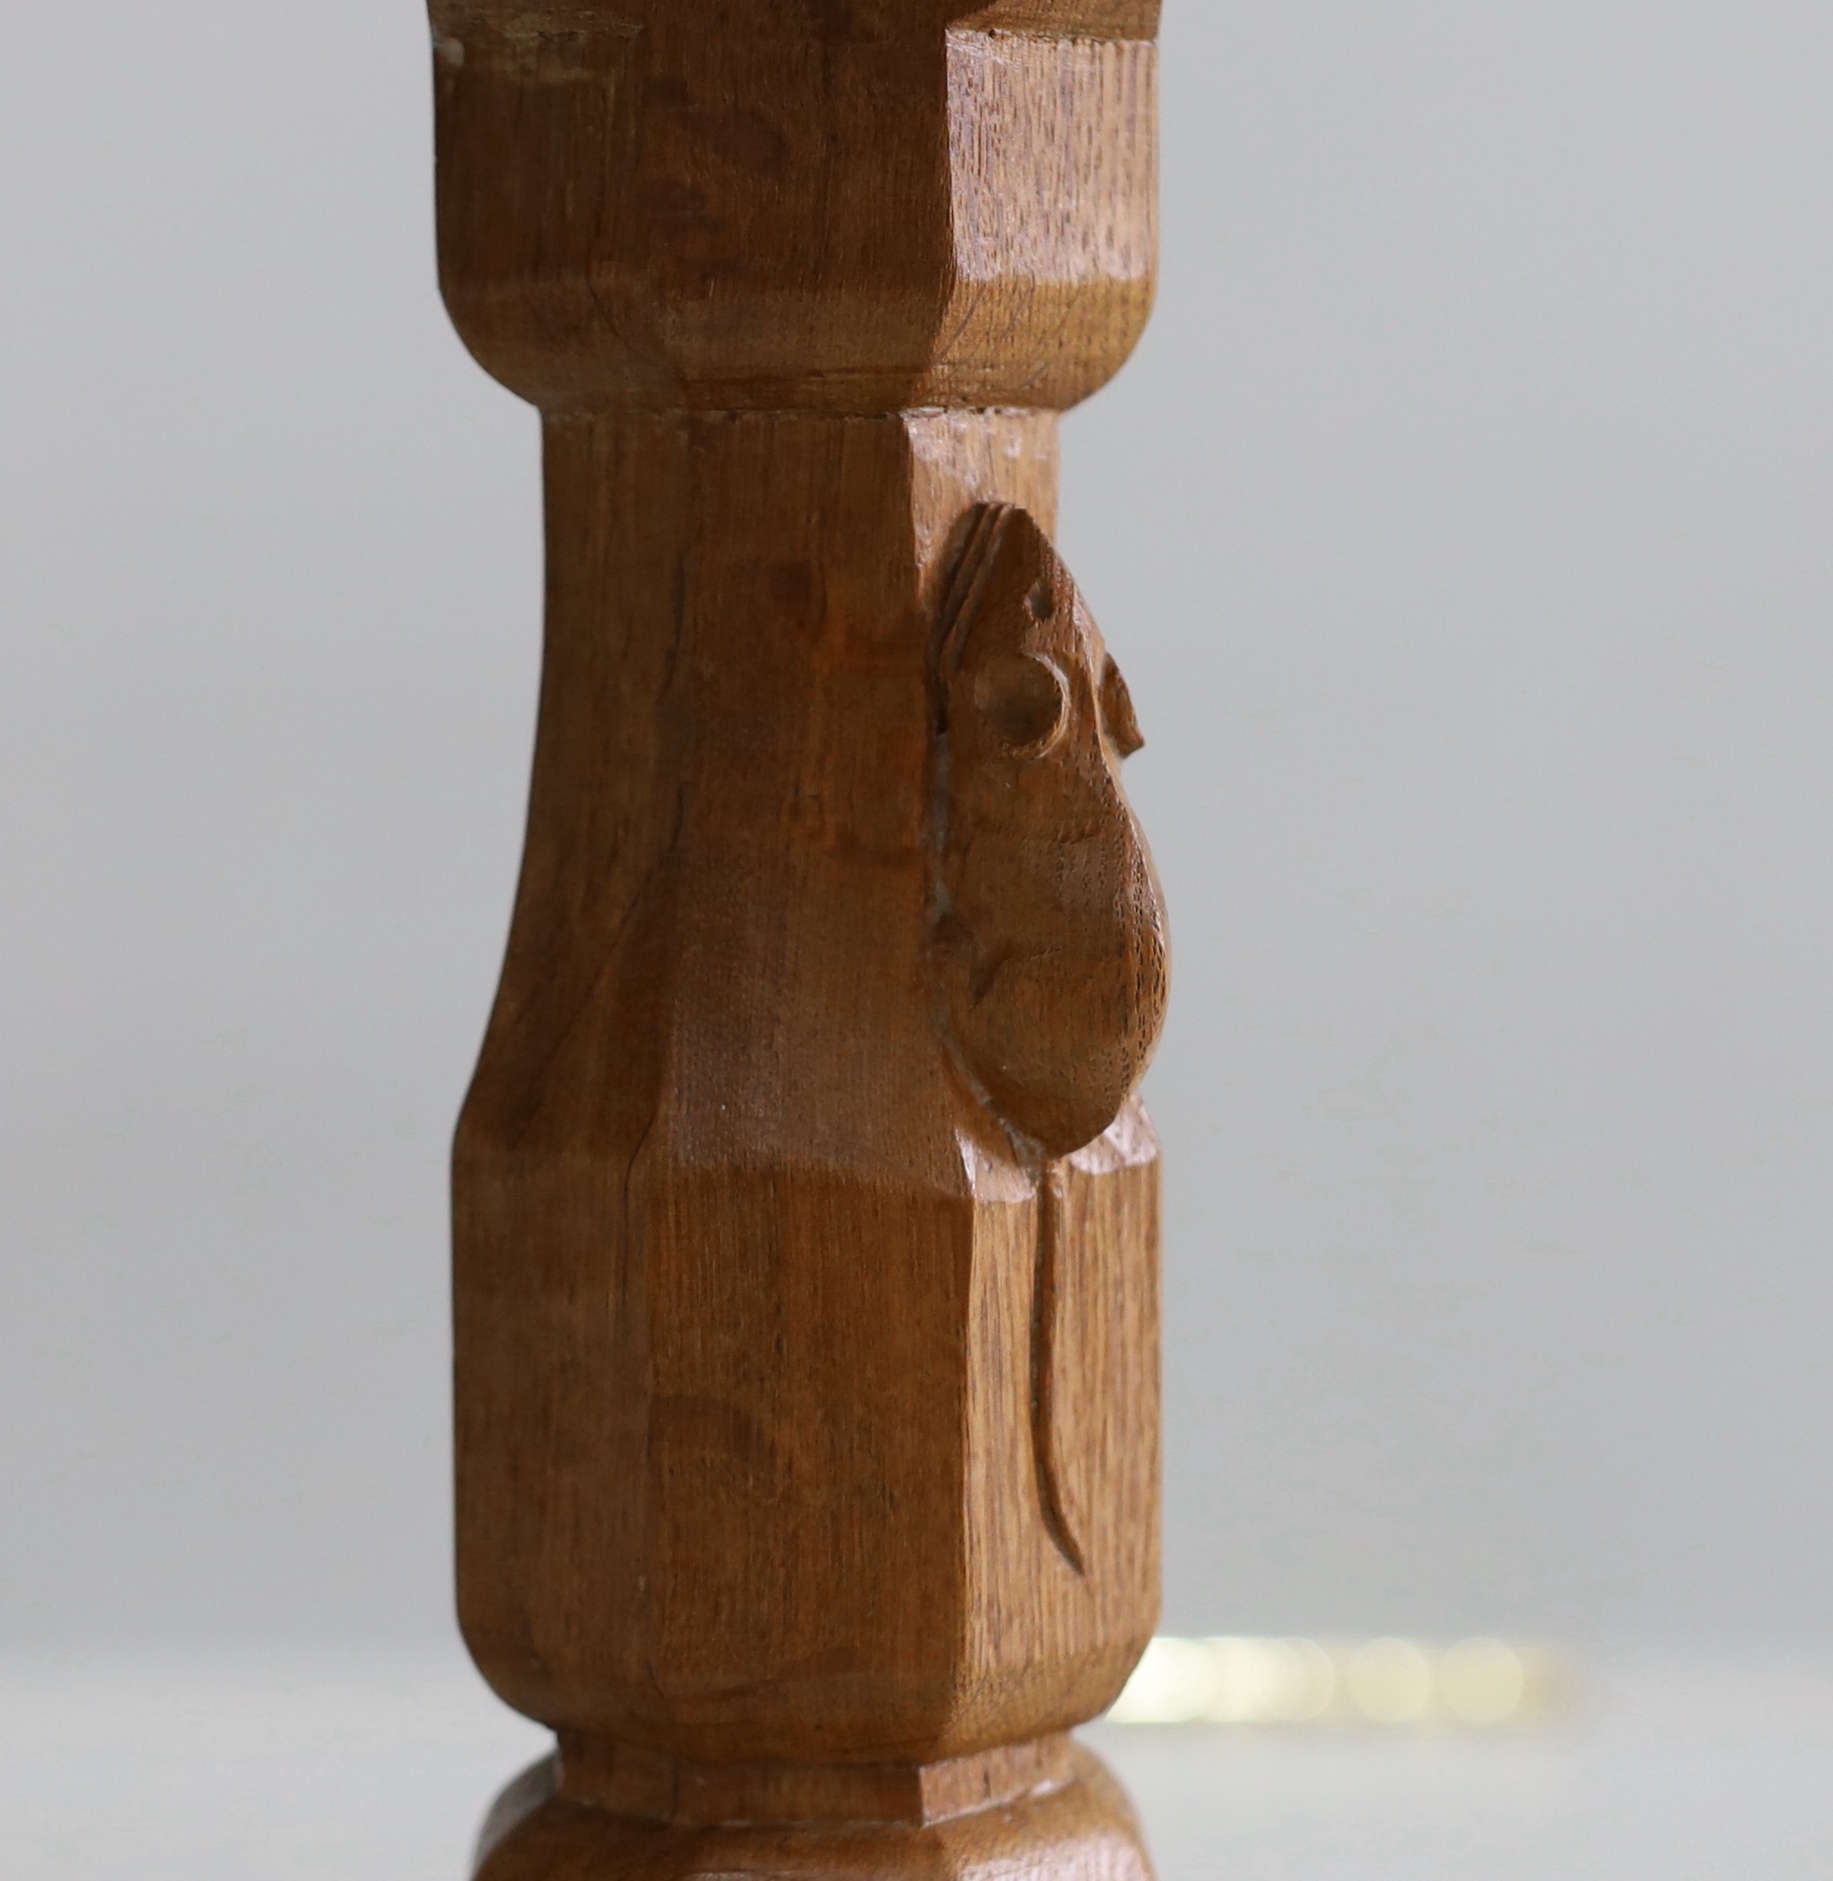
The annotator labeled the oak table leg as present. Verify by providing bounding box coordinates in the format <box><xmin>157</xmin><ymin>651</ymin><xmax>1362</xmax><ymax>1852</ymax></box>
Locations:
<box><xmin>428</xmin><ymin>7</ymin><xmax>1170</xmax><ymax>1876</ymax></box>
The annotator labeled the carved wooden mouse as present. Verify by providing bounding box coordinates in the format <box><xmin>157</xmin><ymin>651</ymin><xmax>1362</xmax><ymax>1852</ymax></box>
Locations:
<box><xmin>930</xmin><ymin>504</ymin><xmax>1170</xmax><ymax>1160</ymax></box>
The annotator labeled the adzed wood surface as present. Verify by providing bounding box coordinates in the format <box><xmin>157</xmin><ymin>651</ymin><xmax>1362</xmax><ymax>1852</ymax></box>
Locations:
<box><xmin>430</xmin><ymin>3</ymin><xmax>1169</xmax><ymax>1875</ymax></box>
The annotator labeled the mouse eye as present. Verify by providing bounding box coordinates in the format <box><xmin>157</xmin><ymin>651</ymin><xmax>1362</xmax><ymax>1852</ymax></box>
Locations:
<box><xmin>1099</xmin><ymin>656</ymin><xmax>1145</xmax><ymax>759</ymax></box>
<box><xmin>973</xmin><ymin>652</ymin><xmax>1070</xmax><ymax>757</ymax></box>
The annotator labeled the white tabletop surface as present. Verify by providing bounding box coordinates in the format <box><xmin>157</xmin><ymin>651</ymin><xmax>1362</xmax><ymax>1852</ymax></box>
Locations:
<box><xmin>6</xmin><ymin>1647</ymin><xmax>1831</xmax><ymax>1879</ymax></box>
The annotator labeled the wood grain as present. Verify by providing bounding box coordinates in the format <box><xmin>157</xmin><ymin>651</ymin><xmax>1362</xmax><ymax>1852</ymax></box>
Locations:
<box><xmin>430</xmin><ymin>1</ymin><xmax>1168</xmax><ymax>1872</ymax></box>
<box><xmin>430</xmin><ymin>2</ymin><xmax>1157</xmax><ymax>411</ymax></box>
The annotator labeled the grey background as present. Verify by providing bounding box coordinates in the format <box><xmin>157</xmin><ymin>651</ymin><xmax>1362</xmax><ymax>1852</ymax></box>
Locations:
<box><xmin>4</xmin><ymin>0</ymin><xmax>1831</xmax><ymax>1654</ymax></box>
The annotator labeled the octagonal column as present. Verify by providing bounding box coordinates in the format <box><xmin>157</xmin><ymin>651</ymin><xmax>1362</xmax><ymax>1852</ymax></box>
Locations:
<box><xmin>429</xmin><ymin>7</ymin><xmax>1169</xmax><ymax>1875</ymax></box>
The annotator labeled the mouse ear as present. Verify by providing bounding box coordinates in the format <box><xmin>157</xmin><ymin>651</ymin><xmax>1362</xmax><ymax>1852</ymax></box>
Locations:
<box><xmin>938</xmin><ymin>505</ymin><xmax>1078</xmax><ymax>695</ymax></box>
<box><xmin>1099</xmin><ymin>655</ymin><xmax>1145</xmax><ymax>759</ymax></box>
<box><xmin>937</xmin><ymin>505</ymin><xmax>1090</xmax><ymax>774</ymax></box>
<box><xmin>929</xmin><ymin>505</ymin><xmax>1168</xmax><ymax>1159</ymax></box>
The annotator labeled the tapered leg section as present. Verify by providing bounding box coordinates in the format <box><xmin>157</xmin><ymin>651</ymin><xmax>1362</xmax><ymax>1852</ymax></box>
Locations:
<box><xmin>455</xmin><ymin>412</ymin><xmax>1160</xmax><ymax>1761</ymax></box>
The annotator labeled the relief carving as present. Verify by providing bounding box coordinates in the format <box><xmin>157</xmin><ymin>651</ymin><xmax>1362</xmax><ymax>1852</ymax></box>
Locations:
<box><xmin>930</xmin><ymin>503</ymin><xmax>1169</xmax><ymax>1577</ymax></box>
<box><xmin>929</xmin><ymin>503</ymin><xmax>1169</xmax><ymax>1161</ymax></box>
